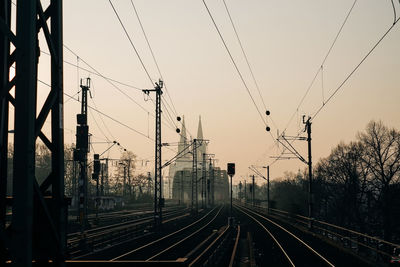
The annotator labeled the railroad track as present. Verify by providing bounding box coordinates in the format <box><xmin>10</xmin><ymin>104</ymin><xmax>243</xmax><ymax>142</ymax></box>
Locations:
<box><xmin>68</xmin><ymin>207</ymin><xmax>186</xmax><ymax>240</ymax></box>
<box><xmin>68</xmin><ymin>205</ymin><xmax>182</xmax><ymax>229</ymax></box>
<box><xmin>108</xmin><ymin>205</ymin><xmax>232</xmax><ymax>266</ymax></box>
<box><xmin>68</xmin><ymin>208</ymin><xmax>190</xmax><ymax>258</ymax></box>
<box><xmin>234</xmin><ymin>204</ymin><xmax>335</xmax><ymax>267</ymax></box>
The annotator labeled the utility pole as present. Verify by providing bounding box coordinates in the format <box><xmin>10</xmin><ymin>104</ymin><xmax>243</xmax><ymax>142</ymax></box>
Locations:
<box><xmin>305</xmin><ymin>117</ymin><xmax>313</xmax><ymax>224</ymax></box>
<box><xmin>274</xmin><ymin>115</ymin><xmax>314</xmax><ymax>228</ymax></box>
<box><xmin>93</xmin><ymin>154</ymin><xmax>100</xmax><ymax>220</ymax></box>
<box><xmin>267</xmin><ymin>166</ymin><xmax>270</xmax><ymax>214</ymax></box>
<box><xmin>252</xmin><ymin>175</ymin><xmax>255</xmax><ymax>207</ymax></box>
<box><xmin>210</xmin><ymin>159</ymin><xmax>215</xmax><ymax>206</ymax></box>
<box><xmin>192</xmin><ymin>139</ymin><xmax>197</xmax><ymax>213</ymax></box>
<box><xmin>143</xmin><ymin>80</ymin><xmax>164</xmax><ymax>227</ymax></box>
<box><xmin>147</xmin><ymin>172</ymin><xmax>152</xmax><ymax>197</ymax></box>
<box><xmin>127</xmin><ymin>159</ymin><xmax>132</xmax><ymax>197</ymax></box>
<box><xmin>100</xmin><ymin>163</ymin><xmax>105</xmax><ymax>196</ymax></box>
<box><xmin>122</xmin><ymin>164</ymin><xmax>126</xmax><ymax>200</ymax></box>
<box><xmin>244</xmin><ymin>180</ymin><xmax>247</xmax><ymax>204</ymax></box>
<box><xmin>105</xmin><ymin>158</ymin><xmax>109</xmax><ymax>195</ymax></box>
<box><xmin>239</xmin><ymin>181</ymin><xmax>242</xmax><ymax>201</ymax></box>
<box><xmin>202</xmin><ymin>153</ymin><xmax>206</xmax><ymax>209</ymax></box>
<box><xmin>208</xmin><ymin>158</ymin><xmax>212</xmax><ymax>207</ymax></box>
<box><xmin>201</xmin><ymin>153</ymin><xmax>214</xmax><ymax>208</ymax></box>
<box><xmin>72</xmin><ymin>160</ymin><xmax>78</xmax><ymax>213</ymax></box>
<box><xmin>74</xmin><ymin>78</ymin><xmax>91</xmax><ymax>233</ymax></box>
<box><xmin>180</xmin><ymin>171</ymin><xmax>184</xmax><ymax>205</ymax></box>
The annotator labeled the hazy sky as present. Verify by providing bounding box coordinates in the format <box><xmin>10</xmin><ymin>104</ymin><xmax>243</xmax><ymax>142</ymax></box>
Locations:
<box><xmin>33</xmin><ymin>0</ymin><xmax>400</xmax><ymax>185</ymax></box>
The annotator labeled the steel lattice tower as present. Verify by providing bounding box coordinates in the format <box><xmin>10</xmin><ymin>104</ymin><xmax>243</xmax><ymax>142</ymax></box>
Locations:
<box><xmin>0</xmin><ymin>0</ymin><xmax>66</xmax><ymax>265</ymax></box>
<box><xmin>143</xmin><ymin>80</ymin><xmax>163</xmax><ymax>227</ymax></box>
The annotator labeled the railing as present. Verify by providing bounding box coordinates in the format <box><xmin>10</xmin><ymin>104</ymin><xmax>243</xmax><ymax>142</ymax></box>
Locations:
<box><xmin>238</xmin><ymin>201</ymin><xmax>399</xmax><ymax>264</ymax></box>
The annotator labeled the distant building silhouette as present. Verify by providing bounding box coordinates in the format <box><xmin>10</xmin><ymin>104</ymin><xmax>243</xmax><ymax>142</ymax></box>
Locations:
<box><xmin>168</xmin><ymin>116</ymin><xmax>228</xmax><ymax>205</ymax></box>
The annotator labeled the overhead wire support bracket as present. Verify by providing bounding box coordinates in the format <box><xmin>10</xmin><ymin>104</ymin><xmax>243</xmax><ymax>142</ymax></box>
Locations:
<box><xmin>276</xmin><ymin>135</ymin><xmax>308</xmax><ymax>165</ymax></box>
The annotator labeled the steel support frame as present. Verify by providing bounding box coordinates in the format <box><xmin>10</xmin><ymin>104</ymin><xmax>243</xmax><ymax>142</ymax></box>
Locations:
<box><xmin>0</xmin><ymin>0</ymin><xmax>65</xmax><ymax>265</ymax></box>
<box><xmin>154</xmin><ymin>84</ymin><xmax>162</xmax><ymax>226</ymax></box>
<box><xmin>191</xmin><ymin>139</ymin><xmax>197</xmax><ymax>213</ymax></box>
<box><xmin>201</xmin><ymin>153</ymin><xmax>206</xmax><ymax>209</ymax></box>
<box><xmin>143</xmin><ymin>81</ymin><xmax>163</xmax><ymax>227</ymax></box>
<box><xmin>0</xmin><ymin>1</ymin><xmax>10</xmax><ymax>250</ymax></box>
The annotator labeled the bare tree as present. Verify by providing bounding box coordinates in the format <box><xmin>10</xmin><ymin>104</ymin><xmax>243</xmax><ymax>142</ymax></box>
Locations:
<box><xmin>358</xmin><ymin>120</ymin><xmax>400</xmax><ymax>241</ymax></box>
<box><xmin>315</xmin><ymin>141</ymin><xmax>369</xmax><ymax>229</ymax></box>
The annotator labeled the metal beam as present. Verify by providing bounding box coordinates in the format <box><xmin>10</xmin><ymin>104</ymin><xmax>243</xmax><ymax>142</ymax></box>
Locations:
<box><xmin>1</xmin><ymin>0</ymin><xmax>66</xmax><ymax>265</ymax></box>
<box><xmin>0</xmin><ymin>2</ymin><xmax>10</xmax><ymax>259</ymax></box>
<box><xmin>12</xmin><ymin>1</ymin><xmax>37</xmax><ymax>265</ymax></box>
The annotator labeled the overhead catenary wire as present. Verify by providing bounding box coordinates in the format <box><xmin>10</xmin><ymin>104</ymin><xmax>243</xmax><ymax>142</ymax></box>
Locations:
<box><xmin>63</xmin><ymin>91</ymin><xmax>153</xmax><ymax>141</ymax></box>
<box><xmin>41</xmin><ymin>49</ymin><xmax>143</xmax><ymax>91</ymax></box>
<box><xmin>36</xmin><ymin>79</ymin><xmax>164</xmax><ymax>156</ymax></box>
<box><xmin>222</xmin><ymin>0</ymin><xmax>279</xmax><ymax>141</ymax></box>
<box><xmin>201</xmin><ymin>0</ymin><xmax>267</xmax><ymax>128</ymax></box>
<box><xmin>281</xmin><ymin>0</ymin><xmax>358</xmax><ymax>135</ymax></box>
<box><xmin>63</xmin><ymin>44</ymin><xmax>151</xmax><ymax>114</ymax></box>
<box><xmin>35</xmin><ymin>76</ymin><xmax>153</xmax><ymax>141</ymax></box>
<box><xmin>108</xmin><ymin>0</ymin><xmax>154</xmax><ymax>86</ymax></box>
<box><xmin>390</xmin><ymin>0</ymin><xmax>397</xmax><ymax>24</ymax></box>
<box><xmin>89</xmin><ymin>80</ymin><xmax>117</xmax><ymax>141</ymax></box>
<box><xmin>130</xmin><ymin>0</ymin><xmax>178</xmax><ymax>116</ymax></box>
<box><xmin>221</xmin><ymin>0</ymin><xmax>271</xmax><ymax>120</ymax></box>
<box><xmin>63</xmin><ymin>44</ymin><xmax>185</xmax><ymax>141</ymax></box>
<box><xmin>223</xmin><ymin>0</ymin><xmax>278</xmax><ymax>134</ymax></box>
<box><xmin>311</xmin><ymin>16</ymin><xmax>400</xmax><ymax>121</ymax></box>
<box><xmin>89</xmin><ymin>97</ymin><xmax>116</xmax><ymax>142</ymax></box>
<box><xmin>108</xmin><ymin>1</ymin><xmax>188</xmax><ymax>143</ymax></box>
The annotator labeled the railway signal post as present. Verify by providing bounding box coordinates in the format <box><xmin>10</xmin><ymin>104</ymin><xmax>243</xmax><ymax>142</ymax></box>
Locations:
<box><xmin>227</xmin><ymin>163</ymin><xmax>235</xmax><ymax>225</ymax></box>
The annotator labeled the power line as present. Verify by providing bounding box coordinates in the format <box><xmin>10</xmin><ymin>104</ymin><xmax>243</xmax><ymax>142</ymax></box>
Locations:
<box><xmin>222</xmin><ymin>0</ymin><xmax>267</xmax><ymax>111</ymax></box>
<box><xmin>92</xmin><ymin>98</ymin><xmax>115</xmax><ymax>140</ymax></box>
<box><xmin>130</xmin><ymin>0</ymin><xmax>178</xmax><ymax>116</ymax></box>
<box><xmin>63</xmin><ymin>44</ymin><xmax>151</xmax><ymax>114</ymax></box>
<box><xmin>222</xmin><ymin>0</ymin><xmax>278</xmax><ymax>145</ymax></box>
<box><xmin>311</xmin><ymin>16</ymin><xmax>400</xmax><ymax>121</ymax></box>
<box><xmin>38</xmin><ymin>75</ymin><xmax>153</xmax><ymax>141</ymax></box>
<box><xmin>63</xmin><ymin>56</ymin><xmax>184</xmax><ymax>142</ymax></box>
<box><xmin>66</xmin><ymin>91</ymin><xmax>154</xmax><ymax>141</ymax></box>
<box><xmin>89</xmin><ymin>80</ymin><xmax>117</xmax><ymax>141</ymax></box>
<box><xmin>63</xmin><ymin>44</ymin><xmax>181</xmax><ymax>139</ymax></box>
<box><xmin>35</xmin><ymin>78</ymin><xmax>153</xmax><ymax>146</ymax></box>
<box><xmin>201</xmin><ymin>0</ymin><xmax>266</xmax><ymax>127</ymax></box>
<box><xmin>41</xmin><ymin>49</ymin><xmax>142</xmax><ymax>91</ymax></box>
<box><xmin>108</xmin><ymin>0</ymin><xmax>154</xmax><ymax>85</ymax></box>
<box><xmin>282</xmin><ymin>0</ymin><xmax>358</xmax><ymax>134</ymax></box>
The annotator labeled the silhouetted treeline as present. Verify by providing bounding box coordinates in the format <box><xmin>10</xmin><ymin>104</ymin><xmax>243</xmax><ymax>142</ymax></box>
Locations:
<box><xmin>269</xmin><ymin>120</ymin><xmax>400</xmax><ymax>243</ymax></box>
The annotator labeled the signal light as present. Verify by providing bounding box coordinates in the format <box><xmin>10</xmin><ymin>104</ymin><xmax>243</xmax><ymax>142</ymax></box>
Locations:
<box><xmin>227</xmin><ymin>163</ymin><xmax>235</xmax><ymax>176</ymax></box>
<box><xmin>94</xmin><ymin>154</ymin><xmax>100</xmax><ymax>174</ymax></box>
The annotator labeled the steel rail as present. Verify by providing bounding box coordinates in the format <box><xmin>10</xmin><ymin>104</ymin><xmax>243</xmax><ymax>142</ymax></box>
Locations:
<box><xmin>110</xmin><ymin>206</ymin><xmax>220</xmax><ymax>261</ymax></box>
<box><xmin>237</xmin><ymin>204</ymin><xmax>335</xmax><ymax>267</ymax></box>
<box><xmin>235</xmin><ymin>205</ymin><xmax>295</xmax><ymax>267</ymax></box>
<box><xmin>228</xmin><ymin>225</ymin><xmax>240</xmax><ymax>267</ymax></box>
<box><xmin>146</xmin><ymin>206</ymin><xmax>223</xmax><ymax>261</ymax></box>
<box><xmin>188</xmin><ymin>225</ymin><xmax>231</xmax><ymax>267</ymax></box>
